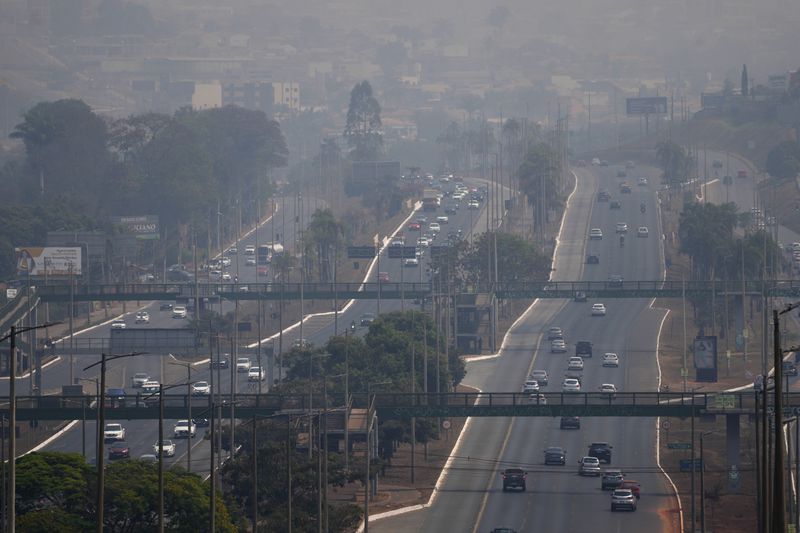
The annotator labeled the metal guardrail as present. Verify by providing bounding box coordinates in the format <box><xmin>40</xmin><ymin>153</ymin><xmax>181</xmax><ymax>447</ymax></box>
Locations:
<box><xmin>30</xmin><ymin>279</ymin><xmax>800</xmax><ymax>302</ymax></box>
<box><xmin>0</xmin><ymin>390</ymin><xmax>788</xmax><ymax>421</ymax></box>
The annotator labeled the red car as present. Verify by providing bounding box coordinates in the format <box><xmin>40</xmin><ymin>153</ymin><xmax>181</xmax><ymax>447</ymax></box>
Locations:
<box><xmin>407</xmin><ymin>222</ymin><xmax>421</xmax><ymax>231</ymax></box>
<box><xmin>108</xmin><ymin>441</ymin><xmax>130</xmax><ymax>459</ymax></box>
<box><xmin>378</xmin><ymin>272</ymin><xmax>390</xmax><ymax>283</ymax></box>
<box><xmin>619</xmin><ymin>480</ymin><xmax>641</xmax><ymax>499</ymax></box>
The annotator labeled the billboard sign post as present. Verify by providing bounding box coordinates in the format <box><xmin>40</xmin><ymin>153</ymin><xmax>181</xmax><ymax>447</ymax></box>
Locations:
<box><xmin>15</xmin><ymin>247</ymin><xmax>82</xmax><ymax>277</ymax></box>
<box><xmin>694</xmin><ymin>336</ymin><xmax>718</xmax><ymax>382</ymax></box>
<box><xmin>112</xmin><ymin>215</ymin><xmax>160</xmax><ymax>240</ymax></box>
<box><xmin>626</xmin><ymin>97</ymin><xmax>668</xmax><ymax>115</ymax></box>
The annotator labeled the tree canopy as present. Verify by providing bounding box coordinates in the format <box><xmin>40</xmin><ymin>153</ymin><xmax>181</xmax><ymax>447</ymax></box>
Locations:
<box><xmin>343</xmin><ymin>81</ymin><xmax>383</xmax><ymax>161</ymax></box>
<box><xmin>656</xmin><ymin>141</ymin><xmax>693</xmax><ymax>185</ymax></box>
<box><xmin>765</xmin><ymin>140</ymin><xmax>800</xmax><ymax>179</ymax></box>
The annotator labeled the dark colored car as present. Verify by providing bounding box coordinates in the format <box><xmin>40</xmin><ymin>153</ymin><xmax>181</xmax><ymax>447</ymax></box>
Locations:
<box><xmin>159</xmin><ymin>302</ymin><xmax>173</xmax><ymax>311</ymax></box>
<box><xmin>610</xmin><ymin>200</ymin><xmax>622</xmax><ymax>209</ymax></box>
<box><xmin>597</xmin><ymin>190</ymin><xmax>610</xmax><ymax>202</ymax></box>
<box><xmin>620</xmin><ymin>184</ymin><xmax>632</xmax><ymax>194</ymax></box>
<box><xmin>360</xmin><ymin>313</ymin><xmax>376</xmax><ymax>327</ymax></box>
<box><xmin>586</xmin><ymin>255</ymin><xmax>600</xmax><ymax>265</ymax></box>
<box><xmin>544</xmin><ymin>446</ymin><xmax>567</xmax><ymax>465</ymax></box>
<box><xmin>783</xmin><ymin>361</ymin><xmax>798</xmax><ymax>376</ymax></box>
<box><xmin>490</xmin><ymin>529</ymin><xmax>518</xmax><ymax>533</ymax></box>
<box><xmin>576</xmin><ymin>341</ymin><xmax>593</xmax><ymax>358</ymax></box>
<box><xmin>560</xmin><ymin>416</ymin><xmax>580</xmax><ymax>429</ymax></box>
<box><xmin>192</xmin><ymin>418</ymin><xmax>210</xmax><ymax>428</ymax></box>
<box><xmin>501</xmin><ymin>468</ymin><xmax>527</xmax><ymax>491</ymax></box>
<box><xmin>602</xmin><ymin>469</ymin><xmax>624</xmax><ymax>490</ymax></box>
<box><xmin>108</xmin><ymin>441</ymin><xmax>130</xmax><ymax>459</ymax></box>
<box><xmin>210</xmin><ymin>357</ymin><xmax>230</xmax><ymax>369</ymax></box>
<box><xmin>574</xmin><ymin>291</ymin><xmax>588</xmax><ymax>302</ymax></box>
<box><xmin>105</xmin><ymin>388</ymin><xmax>126</xmax><ymax>407</ymax></box>
<box><xmin>616</xmin><ymin>170</ymin><xmax>627</xmax><ymax>178</ymax></box>
<box><xmin>589</xmin><ymin>442</ymin><xmax>613</xmax><ymax>464</ymax></box>
<box><xmin>608</xmin><ymin>275</ymin><xmax>624</xmax><ymax>288</ymax></box>
<box><xmin>444</xmin><ymin>204</ymin><xmax>458</xmax><ymax>214</ymax></box>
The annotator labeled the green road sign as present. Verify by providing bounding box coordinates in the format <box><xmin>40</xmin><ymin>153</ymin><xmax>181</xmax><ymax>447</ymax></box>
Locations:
<box><xmin>715</xmin><ymin>395</ymin><xmax>735</xmax><ymax>409</ymax></box>
<box><xmin>667</xmin><ymin>442</ymin><xmax>692</xmax><ymax>450</ymax></box>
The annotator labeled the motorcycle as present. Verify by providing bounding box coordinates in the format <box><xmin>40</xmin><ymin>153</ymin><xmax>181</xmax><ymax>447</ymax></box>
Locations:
<box><xmin>619</xmin><ymin>235</ymin><xmax>625</xmax><ymax>247</ymax></box>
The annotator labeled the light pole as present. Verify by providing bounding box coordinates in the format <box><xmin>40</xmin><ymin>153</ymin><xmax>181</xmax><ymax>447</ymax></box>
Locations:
<box><xmin>308</xmin><ymin>353</ymin><xmax>330</xmax><ymax>460</ymax></box>
<box><xmin>169</xmin><ymin>358</ymin><xmax>194</xmax><ymax>472</ymax></box>
<box><xmin>699</xmin><ymin>430</ymin><xmax>718</xmax><ymax>533</ymax></box>
<box><xmin>1</xmin><ymin>321</ymin><xmax>58</xmax><ymax>533</ymax></box>
<box><xmin>364</xmin><ymin>380</ymin><xmax>390</xmax><ymax>533</ymax></box>
<box><xmin>83</xmin><ymin>351</ymin><xmax>144</xmax><ymax>533</ymax></box>
<box><xmin>77</xmin><ymin>377</ymin><xmax>99</xmax><ymax>459</ymax></box>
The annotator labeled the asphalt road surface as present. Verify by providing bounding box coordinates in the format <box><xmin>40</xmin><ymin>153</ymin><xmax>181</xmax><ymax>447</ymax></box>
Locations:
<box><xmin>372</xmin><ymin>162</ymin><xmax>676</xmax><ymax>533</ymax></box>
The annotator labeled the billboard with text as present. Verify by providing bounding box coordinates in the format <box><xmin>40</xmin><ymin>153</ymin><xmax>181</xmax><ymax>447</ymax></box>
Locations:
<box><xmin>15</xmin><ymin>247</ymin><xmax>82</xmax><ymax>276</ymax></box>
<box><xmin>112</xmin><ymin>215</ymin><xmax>160</xmax><ymax>239</ymax></box>
<box><xmin>626</xmin><ymin>97</ymin><xmax>668</xmax><ymax>115</ymax></box>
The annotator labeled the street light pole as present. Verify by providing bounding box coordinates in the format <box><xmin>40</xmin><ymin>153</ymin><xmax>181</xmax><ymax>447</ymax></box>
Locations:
<box><xmin>169</xmin><ymin>359</ymin><xmax>193</xmax><ymax>472</ymax></box>
<box><xmin>158</xmin><ymin>384</ymin><xmax>165</xmax><ymax>533</ymax></box>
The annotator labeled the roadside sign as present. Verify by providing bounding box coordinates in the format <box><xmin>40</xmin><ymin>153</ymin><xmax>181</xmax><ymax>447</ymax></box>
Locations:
<box><xmin>667</xmin><ymin>442</ymin><xmax>692</xmax><ymax>450</ymax></box>
<box><xmin>5</xmin><ymin>289</ymin><xmax>17</xmax><ymax>299</ymax></box>
<box><xmin>728</xmin><ymin>465</ymin><xmax>739</xmax><ymax>481</ymax></box>
<box><xmin>347</xmin><ymin>246</ymin><xmax>376</xmax><ymax>259</ymax></box>
<box><xmin>388</xmin><ymin>246</ymin><xmax>417</xmax><ymax>259</ymax></box>
<box><xmin>680</xmin><ymin>367</ymin><xmax>688</xmax><ymax>377</ymax></box>
<box><xmin>661</xmin><ymin>420</ymin><xmax>671</xmax><ymax>430</ymax></box>
<box><xmin>680</xmin><ymin>458</ymin><xmax>702</xmax><ymax>472</ymax></box>
<box><xmin>714</xmin><ymin>395</ymin><xmax>735</xmax><ymax>409</ymax></box>
<box><xmin>442</xmin><ymin>420</ymin><xmax>451</xmax><ymax>430</ymax></box>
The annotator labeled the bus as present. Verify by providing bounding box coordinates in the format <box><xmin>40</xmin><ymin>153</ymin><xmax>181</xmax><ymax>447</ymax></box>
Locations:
<box><xmin>257</xmin><ymin>243</ymin><xmax>284</xmax><ymax>276</ymax></box>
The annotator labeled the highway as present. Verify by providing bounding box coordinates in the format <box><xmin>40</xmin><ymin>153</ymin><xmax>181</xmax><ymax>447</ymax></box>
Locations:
<box><xmin>373</xmin><ymin>161</ymin><xmax>675</xmax><ymax>532</ymax></box>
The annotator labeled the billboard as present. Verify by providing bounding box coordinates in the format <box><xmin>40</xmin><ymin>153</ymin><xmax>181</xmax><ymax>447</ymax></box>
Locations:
<box><xmin>15</xmin><ymin>247</ymin><xmax>81</xmax><ymax>276</ymax></box>
<box><xmin>701</xmin><ymin>93</ymin><xmax>726</xmax><ymax>109</ymax></box>
<box><xmin>112</xmin><ymin>215</ymin><xmax>160</xmax><ymax>239</ymax></box>
<box><xmin>626</xmin><ymin>97</ymin><xmax>668</xmax><ymax>115</ymax></box>
<box><xmin>694</xmin><ymin>336</ymin><xmax>718</xmax><ymax>382</ymax></box>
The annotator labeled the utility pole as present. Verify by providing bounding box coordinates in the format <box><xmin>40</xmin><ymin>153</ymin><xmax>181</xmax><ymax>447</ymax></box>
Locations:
<box><xmin>774</xmin><ymin>307</ymin><xmax>788</xmax><ymax>533</ymax></box>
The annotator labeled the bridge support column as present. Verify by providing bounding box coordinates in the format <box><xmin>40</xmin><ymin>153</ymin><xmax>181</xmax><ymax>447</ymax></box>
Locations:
<box><xmin>727</xmin><ymin>413</ymin><xmax>741</xmax><ymax>493</ymax></box>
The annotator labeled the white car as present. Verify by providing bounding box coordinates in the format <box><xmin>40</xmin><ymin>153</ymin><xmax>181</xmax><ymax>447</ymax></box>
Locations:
<box><xmin>531</xmin><ymin>370</ymin><xmax>549</xmax><ymax>386</ymax></box>
<box><xmin>615</xmin><ymin>222</ymin><xmax>628</xmax><ymax>234</ymax></box>
<box><xmin>567</xmin><ymin>357</ymin><xmax>584</xmax><ymax>371</ymax></box>
<box><xmin>236</xmin><ymin>357</ymin><xmax>251</xmax><ymax>372</ymax></box>
<box><xmin>562</xmin><ymin>378</ymin><xmax>581</xmax><ymax>392</ymax></box>
<box><xmin>522</xmin><ymin>379</ymin><xmax>540</xmax><ymax>393</ymax></box>
<box><xmin>589</xmin><ymin>228</ymin><xmax>603</xmax><ymax>240</ymax></box>
<box><xmin>141</xmin><ymin>381</ymin><xmax>160</xmax><ymax>395</ymax></box>
<box><xmin>468</xmin><ymin>200</ymin><xmax>480</xmax><ymax>209</ymax></box>
<box><xmin>172</xmin><ymin>306</ymin><xmax>187</xmax><ymax>319</ymax></box>
<box><xmin>132</xmin><ymin>373</ymin><xmax>149</xmax><ymax>388</ymax></box>
<box><xmin>417</xmin><ymin>237</ymin><xmax>430</xmax><ymax>247</ymax></box>
<box><xmin>135</xmin><ymin>311</ymin><xmax>149</xmax><ymax>324</ymax></box>
<box><xmin>429</xmin><ymin>222</ymin><xmax>441</xmax><ymax>233</ymax></box>
<box><xmin>104</xmin><ymin>423</ymin><xmax>126</xmax><ymax>441</ymax></box>
<box><xmin>221</xmin><ymin>272</ymin><xmax>232</xmax><ymax>281</ymax></box>
<box><xmin>111</xmin><ymin>320</ymin><xmax>126</xmax><ymax>329</ymax></box>
<box><xmin>221</xmin><ymin>257</ymin><xmax>232</xmax><ymax>267</ymax></box>
<box><xmin>191</xmin><ymin>381</ymin><xmax>211</xmax><ymax>395</ymax></box>
<box><xmin>153</xmin><ymin>440</ymin><xmax>176</xmax><ymax>457</ymax></box>
<box><xmin>245</xmin><ymin>257</ymin><xmax>256</xmax><ymax>266</ymax></box>
<box><xmin>600</xmin><ymin>383</ymin><xmax>618</xmax><ymax>398</ymax></box>
<box><xmin>637</xmin><ymin>227</ymin><xmax>649</xmax><ymax>238</ymax></box>
<box><xmin>436</xmin><ymin>215</ymin><xmax>449</xmax><ymax>224</ymax></box>
<box><xmin>591</xmin><ymin>303</ymin><xmax>607</xmax><ymax>316</ymax></box>
<box><xmin>244</xmin><ymin>245</ymin><xmax>256</xmax><ymax>255</ymax></box>
<box><xmin>173</xmin><ymin>420</ymin><xmax>197</xmax><ymax>438</ymax></box>
<box><xmin>209</xmin><ymin>270</ymin><xmax>222</xmax><ymax>280</ymax></box>
<box><xmin>547</xmin><ymin>326</ymin><xmax>564</xmax><ymax>340</ymax></box>
<box><xmin>227</xmin><ymin>247</ymin><xmax>238</xmax><ymax>255</ymax></box>
<box><xmin>529</xmin><ymin>393</ymin><xmax>547</xmax><ymax>404</ymax></box>
<box><xmin>637</xmin><ymin>177</ymin><xmax>648</xmax><ymax>186</ymax></box>
<box><xmin>550</xmin><ymin>339</ymin><xmax>567</xmax><ymax>353</ymax></box>
<box><xmin>579</xmin><ymin>456</ymin><xmax>602</xmax><ymax>476</ymax></box>
<box><xmin>404</xmin><ymin>257</ymin><xmax>419</xmax><ymax>267</ymax></box>
<box><xmin>602</xmin><ymin>353</ymin><xmax>620</xmax><ymax>367</ymax></box>
<box><xmin>248</xmin><ymin>366</ymin><xmax>265</xmax><ymax>381</ymax></box>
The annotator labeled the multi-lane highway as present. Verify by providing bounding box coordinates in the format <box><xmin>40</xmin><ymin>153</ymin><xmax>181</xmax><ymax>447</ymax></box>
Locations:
<box><xmin>373</xmin><ymin>161</ymin><xmax>676</xmax><ymax>532</ymax></box>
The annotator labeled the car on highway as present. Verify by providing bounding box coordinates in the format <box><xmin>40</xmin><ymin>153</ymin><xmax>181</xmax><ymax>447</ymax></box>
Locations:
<box><xmin>608</xmin><ymin>274</ymin><xmax>623</xmax><ymax>287</ymax></box>
<box><xmin>574</xmin><ymin>291</ymin><xmax>588</xmax><ymax>302</ymax></box>
<box><xmin>783</xmin><ymin>361</ymin><xmax>798</xmax><ymax>376</ymax></box>
<box><xmin>589</xmin><ymin>442</ymin><xmax>613</xmax><ymax>464</ymax></box>
<box><xmin>547</xmin><ymin>326</ymin><xmax>563</xmax><ymax>340</ymax></box>
<box><xmin>407</xmin><ymin>222</ymin><xmax>421</xmax><ymax>231</ymax></box>
<box><xmin>132</xmin><ymin>373</ymin><xmax>150</xmax><ymax>388</ymax></box>
<box><xmin>637</xmin><ymin>177</ymin><xmax>648</xmax><ymax>186</ymax></box>
<box><xmin>105</xmin><ymin>388</ymin><xmax>127</xmax><ymax>407</ymax></box>
<box><xmin>591</xmin><ymin>303</ymin><xmax>607</xmax><ymax>316</ymax></box>
<box><xmin>620</xmin><ymin>183</ymin><xmax>632</xmax><ymax>193</ymax></box>
<box><xmin>616</xmin><ymin>169</ymin><xmax>627</xmax><ymax>178</ymax></box>
<box><xmin>360</xmin><ymin>313</ymin><xmax>376</xmax><ymax>327</ymax></box>
<box><xmin>738</xmin><ymin>169</ymin><xmax>748</xmax><ymax>178</ymax></box>
<box><xmin>248</xmin><ymin>366</ymin><xmax>265</xmax><ymax>381</ymax></box>
<box><xmin>429</xmin><ymin>222</ymin><xmax>441</xmax><ymax>233</ymax></box>
<box><xmin>245</xmin><ymin>245</ymin><xmax>256</xmax><ymax>255</ymax></box>
<box><xmin>292</xmin><ymin>338</ymin><xmax>311</xmax><ymax>349</ymax></box>
<box><xmin>221</xmin><ymin>272</ymin><xmax>232</xmax><ymax>281</ymax></box>
<box><xmin>227</xmin><ymin>247</ymin><xmax>238</xmax><ymax>255</ymax></box>
<box><xmin>191</xmin><ymin>381</ymin><xmax>210</xmax><ymax>395</ymax></box>
<box><xmin>611</xmin><ymin>489</ymin><xmax>637</xmax><ymax>511</ymax></box>
<box><xmin>236</xmin><ymin>357</ymin><xmax>251</xmax><ymax>372</ymax></box>
<box><xmin>620</xmin><ymin>479</ymin><xmax>641</xmax><ymax>499</ymax></box>
<box><xmin>610</xmin><ymin>200</ymin><xmax>621</xmax><ymax>210</ymax></box>
<box><xmin>550</xmin><ymin>339</ymin><xmax>567</xmax><ymax>353</ymax></box>
<box><xmin>417</xmin><ymin>237</ymin><xmax>430</xmax><ymax>247</ymax></box>
<box><xmin>637</xmin><ymin>226</ymin><xmax>649</xmax><ymax>238</ymax></box>
<box><xmin>560</xmin><ymin>416</ymin><xmax>580</xmax><ymax>429</ymax></box>
<box><xmin>159</xmin><ymin>302</ymin><xmax>173</xmax><ymax>311</ymax></box>
<box><xmin>578</xmin><ymin>456</ymin><xmax>601</xmax><ymax>476</ymax></box>
<box><xmin>529</xmin><ymin>393</ymin><xmax>547</xmax><ymax>404</ymax></box>
<box><xmin>221</xmin><ymin>257</ymin><xmax>231</xmax><ymax>267</ymax></box>
<box><xmin>501</xmin><ymin>468</ymin><xmax>527</xmax><ymax>491</ymax></box>
<box><xmin>111</xmin><ymin>320</ymin><xmax>126</xmax><ymax>329</ymax></box>
<box><xmin>562</xmin><ymin>378</ymin><xmax>581</xmax><ymax>392</ymax></box>
<box><xmin>135</xmin><ymin>311</ymin><xmax>150</xmax><ymax>324</ymax></box>
<box><xmin>489</xmin><ymin>529</ymin><xmax>517</xmax><ymax>533</ymax></box>
<box><xmin>602</xmin><ymin>469</ymin><xmax>625</xmax><ymax>490</ymax></box>
<box><xmin>108</xmin><ymin>441</ymin><xmax>130</xmax><ymax>459</ymax></box>
<box><xmin>589</xmin><ymin>228</ymin><xmax>603</xmax><ymax>240</ymax></box>
<box><xmin>379</xmin><ymin>272</ymin><xmax>390</xmax><ymax>283</ymax></box>
<box><xmin>173</xmin><ymin>420</ymin><xmax>196</xmax><ymax>438</ymax></box>
<box><xmin>615</xmin><ymin>222</ymin><xmax>628</xmax><ymax>233</ymax></box>
<box><xmin>172</xmin><ymin>306</ymin><xmax>187</xmax><ymax>319</ymax></box>
<box><xmin>600</xmin><ymin>383</ymin><xmax>618</xmax><ymax>398</ymax></box>
<box><xmin>567</xmin><ymin>357</ymin><xmax>584</xmax><ymax>371</ymax></box>
<box><xmin>522</xmin><ymin>379</ymin><xmax>540</xmax><ymax>393</ymax></box>
<box><xmin>602</xmin><ymin>353</ymin><xmax>620</xmax><ymax>367</ymax></box>
<box><xmin>210</xmin><ymin>356</ymin><xmax>229</xmax><ymax>369</ymax></box>
<box><xmin>245</xmin><ymin>257</ymin><xmax>256</xmax><ymax>266</ymax></box>
<box><xmin>209</xmin><ymin>270</ymin><xmax>222</xmax><ymax>281</ymax></box>
<box><xmin>531</xmin><ymin>370</ymin><xmax>548</xmax><ymax>386</ymax></box>
<box><xmin>141</xmin><ymin>381</ymin><xmax>160</xmax><ymax>395</ymax></box>
<box><xmin>712</xmin><ymin>159</ymin><xmax>723</xmax><ymax>169</ymax></box>
<box><xmin>586</xmin><ymin>254</ymin><xmax>599</xmax><ymax>265</ymax></box>
<box><xmin>544</xmin><ymin>446</ymin><xmax>567</xmax><ymax>465</ymax></box>
<box><xmin>468</xmin><ymin>200</ymin><xmax>480</xmax><ymax>209</ymax></box>
<box><xmin>104</xmin><ymin>423</ymin><xmax>126</xmax><ymax>442</ymax></box>
<box><xmin>153</xmin><ymin>440</ymin><xmax>176</xmax><ymax>457</ymax></box>
<box><xmin>575</xmin><ymin>340</ymin><xmax>593</xmax><ymax>358</ymax></box>
<box><xmin>404</xmin><ymin>257</ymin><xmax>419</xmax><ymax>267</ymax></box>
<box><xmin>597</xmin><ymin>190</ymin><xmax>610</xmax><ymax>202</ymax></box>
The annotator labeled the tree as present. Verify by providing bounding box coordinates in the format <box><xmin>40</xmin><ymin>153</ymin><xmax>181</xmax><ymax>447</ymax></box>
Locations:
<box><xmin>303</xmin><ymin>208</ymin><xmax>344</xmax><ymax>282</ymax></box>
<box><xmin>741</xmin><ymin>64</ymin><xmax>749</xmax><ymax>97</ymax></box>
<box><xmin>463</xmin><ymin>232</ymin><xmax>551</xmax><ymax>284</ymax></box>
<box><xmin>655</xmin><ymin>141</ymin><xmax>693</xmax><ymax>185</ymax></box>
<box><xmin>678</xmin><ymin>202</ymin><xmax>738</xmax><ymax>279</ymax></box>
<box><xmin>343</xmin><ymin>81</ymin><xmax>383</xmax><ymax>161</ymax></box>
<box><xmin>517</xmin><ymin>142</ymin><xmax>563</xmax><ymax>231</ymax></box>
<box><xmin>766</xmin><ymin>140</ymin><xmax>800</xmax><ymax>179</ymax></box>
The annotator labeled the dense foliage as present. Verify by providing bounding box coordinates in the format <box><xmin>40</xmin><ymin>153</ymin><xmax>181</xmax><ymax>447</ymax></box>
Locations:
<box><xmin>15</xmin><ymin>452</ymin><xmax>237</xmax><ymax>532</ymax></box>
<box><xmin>765</xmin><ymin>140</ymin><xmax>800</xmax><ymax>179</ymax></box>
<box><xmin>656</xmin><ymin>141</ymin><xmax>694</xmax><ymax>185</ymax></box>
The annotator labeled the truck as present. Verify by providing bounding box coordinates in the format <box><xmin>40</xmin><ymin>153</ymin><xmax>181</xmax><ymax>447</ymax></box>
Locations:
<box><xmin>422</xmin><ymin>189</ymin><xmax>441</xmax><ymax>211</ymax></box>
